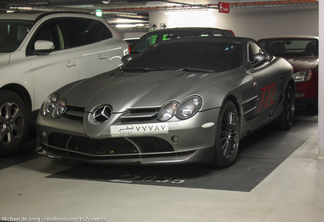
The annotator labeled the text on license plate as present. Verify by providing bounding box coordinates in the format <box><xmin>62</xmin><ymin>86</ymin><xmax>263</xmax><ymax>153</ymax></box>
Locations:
<box><xmin>110</xmin><ymin>123</ymin><xmax>169</xmax><ymax>137</ymax></box>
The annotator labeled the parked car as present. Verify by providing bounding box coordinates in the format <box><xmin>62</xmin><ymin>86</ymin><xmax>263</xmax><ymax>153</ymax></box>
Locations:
<box><xmin>36</xmin><ymin>37</ymin><xmax>295</xmax><ymax>168</ymax></box>
<box><xmin>124</xmin><ymin>37</ymin><xmax>140</xmax><ymax>47</ymax></box>
<box><xmin>0</xmin><ymin>11</ymin><xmax>129</xmax><ymax>156</ymax></box>
<box><xmin>258</xmin><ymin>36</ymin><xmax>318</xmax><ymax>110</ymax></box>
<box><xmin>130</xmin><ymin>27</ymin><xmax>235</xmax><ymax>54</ymax></box>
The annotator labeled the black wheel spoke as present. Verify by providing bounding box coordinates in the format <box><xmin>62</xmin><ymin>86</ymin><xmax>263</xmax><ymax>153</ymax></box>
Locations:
<box><xmin>220</xmin><ymin>106</ymin><xmax>239</xmax><ymax>159</ymax></box>
<box><xmin>0</xmin><ymin>91</ymin><xmax>29</xmax><ymax>156</ymax></box>
<box><xmin>213</xmin><ymin>100</ymin><xmax>240</xmax><ymax>167</ymax></box>
<box><xmin>0</xmin><ymin>100</ymin><xmax>26</xmax><ymax>147</ymax></box>
<box><xmin>285</xmin><ymin>86</ymin><xmax>295</xmax><ymax>123</ymax></box>
<box><xmin>278</xmin><ymin>83</ymin><xmax>295</xmax><ymax>130</ymax></box>
<box><xmin>0</xmin><ymin>127</ymin><xmax>12</xmax><ymax>145</ymax></box>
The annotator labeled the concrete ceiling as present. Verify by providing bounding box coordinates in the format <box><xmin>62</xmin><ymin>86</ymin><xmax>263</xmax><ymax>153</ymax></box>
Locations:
<box><xmin>0</xmin><ymin>0</ymin><xmax>318</xmax><ymax>33</ymax></box>
<box><xmin>0</xmin><ymin>0</ymin><xmax>318</xmax><ymax>12</ymax></box>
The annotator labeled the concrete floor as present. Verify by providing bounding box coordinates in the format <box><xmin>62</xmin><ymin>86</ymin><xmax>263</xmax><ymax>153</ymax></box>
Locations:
<box><xmin>0</xmin><ymin>114</ymin><xmax>323</xmax><ymax>222</ymax></box>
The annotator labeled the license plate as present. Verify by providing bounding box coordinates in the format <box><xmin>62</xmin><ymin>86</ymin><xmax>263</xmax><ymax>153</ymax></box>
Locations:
<box><xmin>110</xmin><ymin>123</ymin><xmax>169</xmax><ymax>137</ymax></box>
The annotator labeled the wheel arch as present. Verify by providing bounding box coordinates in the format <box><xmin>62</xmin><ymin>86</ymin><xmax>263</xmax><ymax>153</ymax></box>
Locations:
<box><xmin>222</xmin><ymin>94</ymin><xmax>241</xmax><ymax>117</ymax></box>
<box><xmin>211</xmin><ymin>94</ymin><xmax>241</xmax><ymax>168</ymax></box>
<box><xmin>288</xmin><ymin>79</ymin><xmax>296</xmax><ymax>94</ymax></box>
<box><xmin>1</xmin><ymin>84</ymin><xmax>32</xmax><ymax>123</ymax></box>
<box><xmin>220</xmin><ymin>94</ymin><xmax>243</xmax><ymax>135</ymax></box>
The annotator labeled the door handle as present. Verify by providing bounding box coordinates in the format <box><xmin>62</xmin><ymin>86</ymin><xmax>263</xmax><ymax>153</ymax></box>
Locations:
<box><xmin>98</xmin><ymin>54</ymin><xmax>108</xmax><ymax>60</ymax></box>
<box><xmin>66</xmin><ymin>60</ymin><xmax>76</xmax><ymax>67</ymax></box>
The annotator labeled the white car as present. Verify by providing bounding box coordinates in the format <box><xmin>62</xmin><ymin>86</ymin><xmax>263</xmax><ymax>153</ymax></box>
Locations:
<box><xmin>0</xmin><ymin>11</ymin><xmax>129</xmax><ymax>156</ymax></box>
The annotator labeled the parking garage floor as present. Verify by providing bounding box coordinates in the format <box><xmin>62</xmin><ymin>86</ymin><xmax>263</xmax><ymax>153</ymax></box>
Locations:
<box><xmin>0</xmin><ymin>108</ymin><xmax>323</xmax><ymax>222</ymax></box>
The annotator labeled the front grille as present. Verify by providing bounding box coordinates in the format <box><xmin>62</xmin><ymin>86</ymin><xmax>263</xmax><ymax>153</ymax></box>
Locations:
<box><xmin>64</xmin><ymin>106</ymin><xmax>161</xmax><ymax>124</ymax></box>
<box><xmin>64</xmin><ymin>105</ymin><xmax>85</xmax><ymax>121</ymax></box>
<box><xmin>119</xmin><ymin>108</ymin><xmax>159</xmax><ymax>122</ymax></box>
<box><xmin>47</xmin><ymin>133</ymin><xmax>174</xmax><ymax>156</ymax></box>
<box><xmin>67</xmin><ymin>136</ymin><xmax>138</xmax><ymax>155</ymax></box>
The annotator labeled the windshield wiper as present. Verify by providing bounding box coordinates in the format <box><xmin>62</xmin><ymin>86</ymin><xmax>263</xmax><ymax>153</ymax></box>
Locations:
<box><xmin>179</xmin><ymin>67</ymin><xmax>214</xmax><ymax>73</ymax></box>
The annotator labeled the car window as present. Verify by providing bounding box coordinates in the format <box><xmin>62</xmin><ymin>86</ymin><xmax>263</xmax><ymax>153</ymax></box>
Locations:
<box><xmin>150</xmin><ymin>35</ymin><xmax>158</xmax><ymax>45</ymax></box>
<box><xmin>62</xmin><ymin>18</ymin><xmax>112</xmax><ymax>47</ymax></box>
<box><xmin>161</xmin><ymin>31</ymin><xmax>197</xmax><ymax>39</ymax></box>
<box><xmin>131</xmin><ymin>31</ymin><xmax>197</xmax><ymax>53</ymax></box>
<box><xmin>0</xmin><ymin>20</ymin><xmax>33</xmax><ymax>52</ymax></box>
<box><xmin>200</xmin><ymin>31</ymin><xmax>212</xmax><ymax>37</ymax></box>
<box><xmin>259</xmin><ymin>38</ymin><xmax>318</xmax><ymax>56</ymax></box>
<box><xmin>162</xmin><ymin>33</ymin><xmax>175</xmax><ymax>40</ymax></box>
<box><xmin>212</xmin><ymin>30</ymin><xmax>231</xmax><ymax>36</ymax></box>
<box><xmin>131</xmin><ymin>34</ymin><xmax>158</xmax><ymax>53</ymax></box>
<box><xmin>87</xmin><ymin>19</ymin><xmax>113</xmax><ymax>40</ymax></box>
<box><xmin>27</xmin><ymin>19</ymin><xmax>68</xmax><ymax>55</ymax></box>
<box><xmin>125</xmin><ymin>41</ymin><xmax>243</xmax><ymax>72</ymax></box>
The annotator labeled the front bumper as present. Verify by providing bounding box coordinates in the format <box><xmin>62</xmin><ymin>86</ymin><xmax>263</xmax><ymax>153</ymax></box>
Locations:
<box><xmin>295</xmin><ymin>81</ymin><xmax>317</xmax><ymax>104</ymax></box>
<box><xmin>36</xmin><ymin>108</ymin><xmax>219</xmax><ymax>164</ymax></box>
<box><xmin>36</xmin><ymin>143</ymin><xmax>214</xmax><ymax>165</ymax></box>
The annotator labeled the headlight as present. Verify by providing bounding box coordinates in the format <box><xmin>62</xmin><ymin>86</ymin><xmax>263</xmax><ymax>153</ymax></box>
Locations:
<box><xmin>42</xmin><ymin>94</ymin><xmax>58</xmax><ymax>116</ymax></box>
<box><xmin>294</xmin><ymin>70</ymin><xmax>312</xmax><ymax>82</ymax></box>
<box><xmin>158</xmin><ymin>101</ymin><xmax>179</xmax><ymax>121</ymax></box>
<box><xmin>176</xmin><ymin>96</ymin><xmax>203</xmax><ymax>120</ymax></box>
<box><xmin>41</xmin><ymin>94</ymin><xmax>67</xmax><ymax>118</ymax></box>
<box><xmin>158</xmin><ymin>96</ymin><xmax>203</xmax><ymax>121</ymax></box>
<box><xmin>52</xmin><ymin>99</ymin><xmax>67</xmax><ymax>118</ymax></box>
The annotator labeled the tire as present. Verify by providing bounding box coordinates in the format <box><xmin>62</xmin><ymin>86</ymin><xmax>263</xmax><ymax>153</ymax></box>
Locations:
<box><xmin>0</xmin><ymin>90</ymin><xmax>29</xmax><ymax>156</ymax></box>
<box><xmin>211</xmin><ymin>100</ymin><xmax>240</xmax><ymax>168</ymax></box>
<box><xmin>278</xmin><ymin>83</ymin><xmax>295</xmax><ymax>130</ymax></box>
<box><xmin>307</xmin><ymin>96</ymin><xmax>318</xmax><ymax>112</ymax></box>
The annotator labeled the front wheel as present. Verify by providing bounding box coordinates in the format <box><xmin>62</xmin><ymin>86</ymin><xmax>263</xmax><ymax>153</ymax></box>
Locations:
<box><xmin>211</xmin><ymin>100</ymin><xmax>240</xmax><ymax>168</ymax></box>
<box><xmin>0</xmin><ymin>90</ymin><xmax>29</xmax><ymax>156</ymax></box>
<box><xmin>278</xmin><ymin>83</ymin><xmax>295</xmax><ymax>130</ymax></box>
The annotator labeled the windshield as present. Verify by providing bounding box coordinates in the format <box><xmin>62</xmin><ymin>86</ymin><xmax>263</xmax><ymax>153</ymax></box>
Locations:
<box><xmin>259</xmin><ymin>38</ymin><xmax>318</xmax><ymax>57</ymax></box>
<box><xmin>125</xmin><ymin>40</ymin><xmax>243</xmax><ymax>72</ymax></box>
<box><xmin>0</xmin><ymin>20</ymin><xmax>34</xmax><ymax>52</ymax></box>
<box><xmin>131</xmin><ymin>31</ymin><xmax>198</xmax><ymax>54</ymax></box>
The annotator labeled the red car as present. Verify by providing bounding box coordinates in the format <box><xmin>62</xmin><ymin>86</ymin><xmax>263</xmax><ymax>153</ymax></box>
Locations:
<box><xmin>259</xmin><ymin>36</ymin><xmax>318</xmax><ymax>110</ymax></box>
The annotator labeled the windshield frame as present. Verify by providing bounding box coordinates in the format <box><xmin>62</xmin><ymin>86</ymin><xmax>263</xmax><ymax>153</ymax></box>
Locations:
<box><xmin>125</xmin><ymin>39</ymin><xmax>244</xmax><ymax>73</ymax></box>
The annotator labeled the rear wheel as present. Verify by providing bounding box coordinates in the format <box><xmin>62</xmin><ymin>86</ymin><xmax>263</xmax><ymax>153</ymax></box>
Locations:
<box><xmin>212</xmin><ymin>100</ymin><xmax>240</xmax><ymax>168</ymax></box>
<box><xmin>279</xmin><ymin>83</ymin><xmax>295</xmax><ymax>130</ymax></box>
<box><xmin>0</xmin><ymin>91</ymin><xmax>29</xmax><ymax>156</ymax></box>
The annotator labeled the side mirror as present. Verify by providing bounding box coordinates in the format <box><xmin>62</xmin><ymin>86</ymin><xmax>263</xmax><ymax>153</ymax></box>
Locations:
<box><xmin>122</xmin><ymin>54</ymin><xmax>135</xmax><ymax>64</ymax></box>
<box><xmin>30</xmin><ymin>40</ymin><xmax>55</xmax><ymax>55</ymax></box>
<box><xmin>251</xmin><ymin>53</ymin><xmax>267</xmax><ymax>67</ymax></box>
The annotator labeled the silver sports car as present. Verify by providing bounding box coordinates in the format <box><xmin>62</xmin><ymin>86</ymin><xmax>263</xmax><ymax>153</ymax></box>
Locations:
<box><xmin>36</xmin><ymin>37</ymin><xmax>295</xmax><ymax>168</ymax></box>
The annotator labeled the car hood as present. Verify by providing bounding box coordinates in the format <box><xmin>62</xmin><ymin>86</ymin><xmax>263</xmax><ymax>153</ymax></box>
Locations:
<box><xmin>282</xmin><ymin>56</ymin><xmax>318</xmax><ymax>72</ymax></box>
<box><xmin>58</xmin><ymin>68</ymin><xmax>244</xmax><ymax>113</ymax></box>
<box><xmin>0</xmin><ymin>53</ymin><xmax>9</xmax><ymax>68</ymax></box>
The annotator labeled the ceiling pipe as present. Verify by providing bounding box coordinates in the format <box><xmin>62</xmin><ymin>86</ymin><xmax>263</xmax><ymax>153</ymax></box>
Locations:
<box><xmin>102</xmin><ymin>0</ymin><xmax>318</xmax><ymax>13</ymax></box>
<box><xmin>230</xmin><ymin>0</ymin><xmax>318</xmax><ymax>7</ymax></box>
<box><xmin>0</xmin><ymin>0</ymin><xmax>319</xmax><ymax>13</ymax></box>
<box><xmin>0</xmin><ymin>0</ymin><xmax>108</xmax><ymax>6</ymax></box>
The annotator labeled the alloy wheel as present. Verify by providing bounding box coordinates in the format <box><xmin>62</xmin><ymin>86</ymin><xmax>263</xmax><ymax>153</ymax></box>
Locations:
<box><xmin>220</xmin><ymin>105</ymin><xmax>239</xmax><ymax>160</ymax></box>
<box><xmin>0</xmin><ymin>101</ymin><xmax>25</xmax><ymax>147</ymax></box>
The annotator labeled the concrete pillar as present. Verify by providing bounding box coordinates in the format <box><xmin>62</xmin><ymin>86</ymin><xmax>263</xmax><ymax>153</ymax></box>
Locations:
<box><xmin>318</xmin><ymin>1</ymin><xmax>324</xmax><ymax>158</ymax></box>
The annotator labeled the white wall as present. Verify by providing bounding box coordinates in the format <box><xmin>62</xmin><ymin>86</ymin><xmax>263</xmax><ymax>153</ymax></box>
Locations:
<box><xmin>319</xmin><ymin>1</ymin><xmax>323</xmax><ymax>158</ymax></box>
<box><xmin>149</xmin><ymin>5</ymin><xmax>318</xmax><ymax>40</ymax></box>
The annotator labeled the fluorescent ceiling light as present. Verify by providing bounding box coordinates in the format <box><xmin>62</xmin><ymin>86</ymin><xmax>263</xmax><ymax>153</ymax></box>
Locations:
<box><xmin>116</xmin><ymin>24</ymin><xmax>145</xmax><ymax>28</ymax></box>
